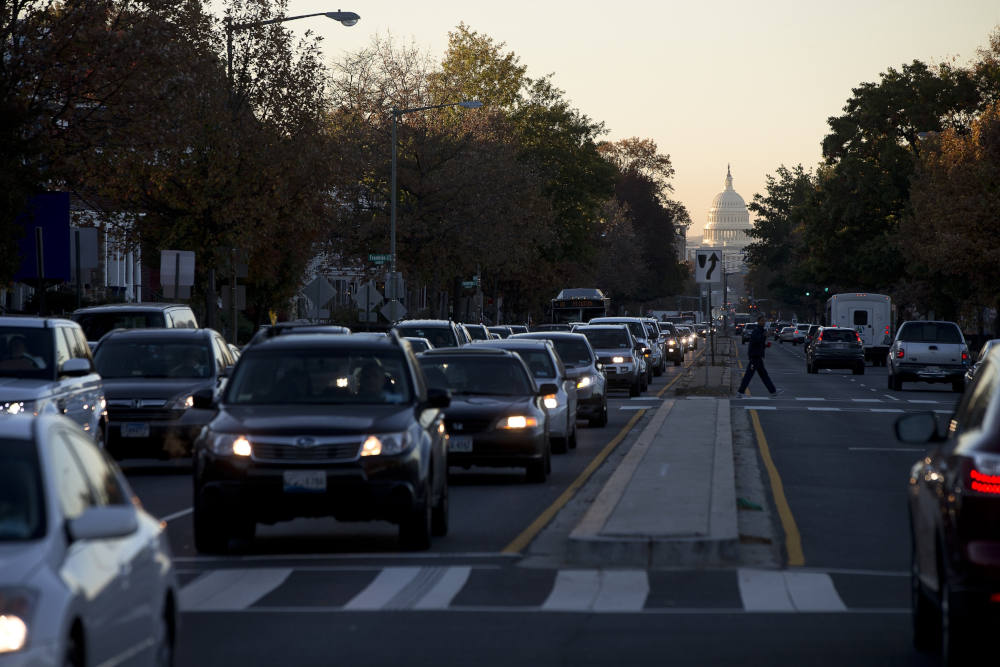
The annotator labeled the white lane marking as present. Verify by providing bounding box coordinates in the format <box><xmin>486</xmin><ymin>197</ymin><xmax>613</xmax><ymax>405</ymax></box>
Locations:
<box><xmin>159</xmin><ymin>507</ymin><xmax>193</xmax><ymax>523</ymax></box>
<box><xmin>908</xmin><ymin>400</ymin><xmax>939</xmax><ymax>404</ymax></box>
<box><xmin>629</xmin><ymin>397</ymin><xmax>662</xmax><ymax>401</ymax></box>
<box><xmin>179</xmin><ymin>568</ymin><xmax>292</xmax><ymax>611</ymax></box>
<box><xmin>542</xmin><ymin>569</ymin><xmax>601</xmax><ymax>611</ymax></box>
<box><xmin>413</xmin><ymin>566</ymin><xmax>472</xmax><ymax>610</ymax></box>
<box><xmin>173</xmin><ymin>552</ymin><xmax>515</xmax><ymax>563</ymax></box>
<box><xmin>884</xmin><ymin>394</ymin><xmax>900</xmax><ymax>401</ymax></box>
<box><xmin>738</xmin><ymin>569</ymin><xmax>794</xmax><ymax>612</ymax></box>
<box><xmin>620</xmin><ymin>406</ymin><xmax>648</xmax><ymax>411</ymax></box>
<box><xmin>807</xmin><ymin>407</ymin><xmax>841</xmax><ymax>412</ymax></box>
<box><xmin>783</xmin><ymin>572</ymin><xmax>847</xmax><ymax>612</ymax></box>
<box><xmin>850</xmin><ymin>447</ymin><xmax>925</xmax><ymax>452</ymax></box>
<box><xmin>742</xmin><ymin>406</ymin><xmax>777</xmax><ymax>410</ymax></box>
<box><xmin>851</xmin><ymin>399</ymin><xmax>882</xmax><ymax>403</ymax></box>
<box><xmin>795</xmin><ymin>398</ymin><xmax>825</xmax><ymax>401</ymax></box>
<box><xmin>344</xmin><ymin>567</ymin><xmax>422</xmax><ymax>610</ymax></box>
<box><xmin>593</xmin><ymin>570</ymin><xmax>650</xmax><ymax>612</ymax></box>
<box><xmin>871</xmin><ymin>409</ymin><xmax>904</xmax><ymax>413</ymax></box>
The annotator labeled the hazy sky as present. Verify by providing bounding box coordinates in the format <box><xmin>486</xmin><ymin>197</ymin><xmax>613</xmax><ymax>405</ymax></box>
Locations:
<box><xmin>255</xmin><ymin>0</ymin><xmax>1000</xmax><ymax>239</ymax></box>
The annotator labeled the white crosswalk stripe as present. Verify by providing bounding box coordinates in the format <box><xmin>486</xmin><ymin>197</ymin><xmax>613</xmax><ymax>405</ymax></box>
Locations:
<box><xmin>344</xmin><ymin>567</ymin><xmax>422</xmax><ymax>610</ymax></box>
<box><xmin>541</xmin><ymin>569</ymin><xmax>601</xmax><ymax>611</ymax></box>
<box><xmin>737</xmin><ymin>569</ymin><xmax>846</xmax><ymax>613</ymax></box>
<box><xmin>413</xmin><ymin>567</ymin><xmax>472</xmax><ymax>610</ymax></box>
<box><xmin>179</xmin><ymin>568</ymin><xmax>292</xmax><ymax>611</ymax></box>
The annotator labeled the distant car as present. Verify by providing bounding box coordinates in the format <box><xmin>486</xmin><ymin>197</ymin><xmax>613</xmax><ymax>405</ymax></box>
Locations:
<box><xmin>488</xmin><ymin>326</ymin><xmax>513</xmax><ymax>339</ymax></box>
<box><xmin>677</xmin><ymin>325</ymin><xmax>697</xmax><ymax>351</ymax></box>
<box><xmin>191</xmin><ymin>332</ymin><xmax>450</xmax><ymax>552</ymax></box>
<box><xmin>589</xmin><ymin>317</ymin><xmax>659</xmax><ymax>381</ymax></box>
<box><xmin>530</xmin><ymin>324</ymin><xmax>574</xmax><ymax>333</ymax></box>
<box><xmin>741</xmin><ymin>323</ymin><xmax>757</xmax><ymax>344</ymax></box>
<box><xmin>805</xmin><ymin>327</ymin><xmax>864</xmax><ymax>375</ymax></box>
<box><xmin>419</xmin><ymin>347</ymin><xmax>554</xmax><ymax>482</ymax></box>
<box><xmin>403</xmin><ymin>336</ymin><xmax>434</xmax><ymax>353</ymax></box>
<box><xmin>512</xmin><ymin>331</ymin><xmax>608</xmax><ymax>427</ymax></box>
<box><xmin>392</xmin><ymin>320</ymin><xmax>466</xmax><ymax>348</ymax></box>
<box><xmin>471</xmin><ymin>338</ymin><xmax>579</xmax><ymax>451</ymax></box>
<box><xmin>94</xmin><ymin>328</ymin><xmax>237</xmax><ymax>459</ymax></box>
<box><xmin>0</xmin><ymin>415</ymin><xmax>178</xmax><ymax>666</ymax></box>
<box><xmin>773</xmin><ymin>322</ymin><xmax>792</xmax><ymax>340</ymax></box>
<box><xmin>246</xmin><ymin>322</ymin><xmax>351</xmax><ymax>346</ymax></box>
<box><xmin>71</xmin><ymin>303</ymin><xmax>198</xmax><ymax>347</ymax></box>
<box><xmin>463</xmin><ymin>324</ymin><xmax>491</xmax><ymax>341</ymax></box>
<box><xmin>0</xmin><ymin>316</ymin><xmax>107</xmax><ymax>444</ymax></box>
<box><xmin>887</xmin><ymin>320</ymin><xmax>970</xmax><ymax>392</ymax></box>
<box><xmin>805</xmin><ymin>324</ymin><xmax>822</xmax><ymax>349</ymax></box>
<box><xmin>966</xmin><ymin>339</ymin><xmax>1000</xmax><ymax>385</ymax></box>
<box><xmin>897</xmin><ymin>344</ymin><xmax>1000</xmax><ymax>663</ymax></box>
<box><xmin>576</xmin><ymin>324</ymin><xmax>644</xmax><ymax>397</ymax></box>
<box><xmin>508</xmin><ymin>325</ymin><xmax>529</xmax><ymax>335</ymax></box>
<box><xmin>779</xmin><ymin>326</ymin><xmax>797</xmax><ymax>344</ymax></box>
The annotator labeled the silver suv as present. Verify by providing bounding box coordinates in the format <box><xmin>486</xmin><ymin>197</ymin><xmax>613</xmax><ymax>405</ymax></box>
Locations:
<box><xmin>0</xmin><ymin>317</ymin><xmax>107</xmax><ymax>443</ymax></box>
<box><xmin>887</xmin><ymin>320</ymin><xmax>970</xmax><ymax>393</ymax></box>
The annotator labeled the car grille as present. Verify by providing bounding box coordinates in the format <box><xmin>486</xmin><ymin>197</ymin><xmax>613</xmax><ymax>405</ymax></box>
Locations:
<box><xmin>108</xmin><ymin>407</ymin><xmax>180</xmax><ymax>422</ymax></box>
<box><xmin>250</xmin><ymin>441</ymin><xmax>361</xmax><ymax>462</ymax></box>
<box><xmin>445</xmin><ymin>418</ymin><xmax>494</xmax><ymax>434</ymax></box>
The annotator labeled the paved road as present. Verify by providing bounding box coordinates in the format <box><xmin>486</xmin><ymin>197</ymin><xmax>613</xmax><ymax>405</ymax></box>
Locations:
<box><xmin>121</xmin><ymin>339</ymin><xmax>958</xmax><ymax>665</ymax></box>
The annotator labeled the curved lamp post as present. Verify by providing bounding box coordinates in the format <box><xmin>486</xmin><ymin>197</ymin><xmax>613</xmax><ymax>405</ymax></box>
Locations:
<box><xmin>390</xmin><ymin>100</ymin><xmax>482</xmax><ymax>275</ymax></box>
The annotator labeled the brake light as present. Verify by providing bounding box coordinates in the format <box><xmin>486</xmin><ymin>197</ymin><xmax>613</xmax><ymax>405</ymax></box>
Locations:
<box><xmin>971</xmin><ymin>469</ymin><xmax>1000</xmax><ymax>495</ymax></box>
<box><xmin>897</xmin><ymin>348</ymin><xmax>904</xmax><ymax>359</ymax></box>
<box><xmin>856</xmin><ymin>332</ymin><xmax>862</xmax><ymax>343</ymax></box>
<box><xmin>962</xmin><ymin>352</ymin><xmax>969</xmax><ymax>362</ymax></box>
<box><xmin>817</xmin><ymin>333</ymin><xmax>823</xmax><ymax>341</ymax></box>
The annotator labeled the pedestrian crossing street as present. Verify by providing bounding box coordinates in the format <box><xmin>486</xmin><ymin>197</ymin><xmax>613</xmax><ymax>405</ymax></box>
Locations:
<box><xmin>177</xmin><ymin>564</ymin><xmax>909</xmax><ymax>614</ymax></box>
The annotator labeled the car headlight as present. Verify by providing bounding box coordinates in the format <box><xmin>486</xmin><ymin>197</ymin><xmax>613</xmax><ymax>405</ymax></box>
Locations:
<box><xmin>612</xmin><ymin>356</ymin><xmax>625</xmax><ymax>364</ymax></box>
<box><xmin>360</xmin><ymin>431</ymin><xmax>413</xmax><ymax>457</ymax></box>
<box><xmin>543</xmin><ymin>394</ymin><xmax>559</xmax><ymax>409</ymax></box>
<box><xmin>1</xmin><ymin>401</ymin><xmax>36</xmax><ymax>416</ymax></box>
<box><xmin>0</xmin><ymin>587</ymin><xmax>36</xmax><ymax>654</ymax></box>
<box><xmin>576</xmin><ymin>376</ymin><xmax>592</xmax><ymax>389</ymax></box>
<box><xmin>169</xmin><ymin>394</ymin><xmax>194</xmax><ymax>410</ymax></box>
<box><xmin>208</xmin><ymin>433</ymin><xmax>252</xmax><ymax>457</ymax></box>
<box><xmin>668</xmin><ymin>339</ymin><xmax>677</xmax><ymax>346</ymax></box>
<box><xmin>497</xmin><ymin>415</ymin><xmax>539</xmax><ymax>429</ymax></box>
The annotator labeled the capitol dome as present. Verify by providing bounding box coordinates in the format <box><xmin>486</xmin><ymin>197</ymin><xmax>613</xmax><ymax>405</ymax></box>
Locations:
<box><xmin>702</xmin><ymin>165</ymin><xmax>752</xmax><ymax>247</ymax></box>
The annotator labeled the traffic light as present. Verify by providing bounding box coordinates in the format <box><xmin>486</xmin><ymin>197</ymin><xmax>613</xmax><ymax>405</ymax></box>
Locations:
<box><xmin>824</xmin><ymin>287</ymin><xmax>829</xmax><ymax>293</ymax></box>
<box><xmin>805</xmin><ymin>291</ymin><xmax>810</xmax><ymax>297</ymax></box>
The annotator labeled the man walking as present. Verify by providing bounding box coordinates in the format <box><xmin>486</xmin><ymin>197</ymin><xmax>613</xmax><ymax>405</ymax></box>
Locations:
<box><xmin>737</xmin><ymin>315</ymin><xmax>782</xmax><ymax>396</ymax></box>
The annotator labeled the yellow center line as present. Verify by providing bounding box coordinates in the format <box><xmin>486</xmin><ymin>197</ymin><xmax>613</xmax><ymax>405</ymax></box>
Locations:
<box><xmin>502</xmin><ymin>352</ymin><xmax>697</xmax><ymax>554</ymax></box>
<box><xmin>740</xmin><ymin>350</ymin><xmax>805</xmax><ymax>567</ymax></box>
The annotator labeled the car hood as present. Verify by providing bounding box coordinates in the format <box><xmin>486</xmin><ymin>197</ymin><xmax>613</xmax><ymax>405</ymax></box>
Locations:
<box><xmin>562</xmin><ymin>366</ymin><xmax>590</xmax><ymax>379</ymax></box>
<box><xmin>0</xmin><ymin>540</ymin><xmax>48</xmax><ymax>585</ymax></box>
<box><xmin>0</xmin><ymin>378</ymin><xmax>55</xmax><ymax>401</ymax></box>
<box><xmin>590</xmin><ymin>348</ymin><xmax>633</xmax><ymax>357</ymax></box>
<box><xmin>444</xmin><ymin>395</ymin><xmax>536</xmax><ymax>417</ymax></box>
<box><xmin>212</xmin><ymin>404</ymin><xmax>415</xmax><ymax>436</ymax></box>
<box><xmin>102</xmin><ymin>378</ymin><xmax>214</xmax><ymax>400</ymax></box>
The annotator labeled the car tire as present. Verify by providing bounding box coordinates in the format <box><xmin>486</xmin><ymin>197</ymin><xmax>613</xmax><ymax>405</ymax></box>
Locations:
<box><xmin>155</xmin><ymin>600</ymin><xmax>176</xmax><ymax>667</ymax></box>
<box><xmin>653</xmin><ymin>364</ymin><xmax>663</xmax><ymax>377</ymax></box>
<box><xmin>589</xmin><ymin>402</ymin><xmax>608</xmax><ymax>428</ymax></box>
<box><xmin>65</xmin><ymin>627</ymin><xmax>84</xmax><ymax>667</ymax></box>
<box><xmin>431</xmin><ymin>476</ymin><xmax>449</xmax><ymax>537</ymax></box>
<box><xmin>526</xmin><ymin>456</ymin><xmax>547</xmax><ymax>483</ymax></box>
<box><xmin>911</xmin><ymin>544</ymin><xmax>939</xmax><ymax>653</ymax></box>
<box><xmin>193</xmin><ymin>488</ymin><xmax>229</xmax><ymax>554</ymax></box>
<box><xmin>939</xmin><ymin>571</ymin><xmax>971</xmax><ymax>667</ymax></box>
<box><xmin>568</xmin><ymin>425</ymin><xmax>577</xmax><ymax>449</ymax></box>
<box><xmin>400</xmin><ymin>485</ymin><xmax>432</xmax><ymax>551</ymax></box>
<box><xmin>551</xmin><ymin>435</ymin><xmax>568</xmax><ymax>454</ymax></box>
<box><xmin>629</xmin><ymin>379</ymin><xmax>640</xmax><ymax>397</ymax></box>
<box><xmin>673</xmin><ymin>359</ymin><xmax>681</xmax><ymax>367</ymax></box>
<box><xmin>853</xmin><ymin>364</ymin><xmax>864</xmax><ymax>375</ymax></box>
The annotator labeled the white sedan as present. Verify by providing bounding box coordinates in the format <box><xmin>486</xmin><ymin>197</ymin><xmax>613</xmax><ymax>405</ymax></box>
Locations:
<box><xmin>779</xmin><ymin>326</ymin><xmax>801</xmax><ymax>344</ymax></box>
<box><xmin>0</xmin><ymin>415</ymin><xmax>177</xmax><ymax>666</ymax></box>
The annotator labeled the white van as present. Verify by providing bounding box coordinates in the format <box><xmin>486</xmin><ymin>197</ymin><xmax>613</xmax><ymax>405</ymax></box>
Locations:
<box><xmin>825</xmin><ymin>293</ymin><xmax>892</xmax><ymax>366</ymax></box>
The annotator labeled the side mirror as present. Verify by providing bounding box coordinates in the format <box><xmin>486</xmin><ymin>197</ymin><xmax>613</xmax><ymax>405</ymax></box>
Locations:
<box><xmin>67</xmin><ymin>506</ymin><xmax>138</xmax><ymax>541</ymax></box>
<box><xmin>424</xmin><ymin>387</ymin><xmax>451</xmax><ymax>409</ymax></box>
<box><xmin>895</xmin><ymin>412</ymin><xmax>943</xmax><ymax>444</ymax></box>
<box><xmin>192</xmin><ymin>388</ymin><xmax>216</xmax><ymax>410</ymax></box>
<box><xmin>60</xmin><ymin>358</ymin><xmax>93</xmax><ymax>377</ymax></box>
<box><xmin>539</xmin><ymin>383</ymin><xmax>558</xmax><ymax>395</ymax></box>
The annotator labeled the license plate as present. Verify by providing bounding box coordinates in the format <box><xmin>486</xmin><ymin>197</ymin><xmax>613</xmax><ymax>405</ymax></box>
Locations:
<box><xmin>283</xmin><ymin>470</ymin><xmax>326</xmax><ymax>493</ymax></box>
<box><xmin>921</xmin><ymin>366</ymin><xmax>941</xmax><ymax>374</ymax></box>
<box><xmin>449</xmin><ymin>436</ymin><xmax>473</xmax><ymax>452</ymax></box>
<box><xmin>616</xmin><ymin>367</ymin><xmax>626</xmax><ymax>374</ymax></box>
<box><xmin>121</xmin><ymin>422</ymin><xmax>150</xmax><ymax>438</ymax></box>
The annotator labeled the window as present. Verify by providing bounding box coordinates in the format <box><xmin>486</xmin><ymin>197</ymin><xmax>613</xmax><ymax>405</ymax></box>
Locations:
<box><xmin>951</xmin><ymin>362</ymin><xmax>997</xmax><ymax>444</ymax></box>
<box><xmin>0</xmin><ymin>439</ymin><xmax>47</xmax><ymax>541</ymax></box>
<box><xmin>51</xmin><ymin>435</ymin><xmax>95</xmax><ymax>520</ymax></box>
<box><xmin>853</xmin><ymin>311</ymin><xmax>869</xmax><ymax>326</ymax></box>
<box><xmin>54</xmin><ymin>326</ymin><xmax>72</xmax><ymax>370</ymax></box>
<box><xmin>898</xmin><ymin>322</ymin><xmax>963</xmax><ymax>344</ymax></box>
<box><xmin>61</xmin><ymin>430</ymin><xmax>127</xmax><ymax>506</ymax></box>
<box><xmin>68</xmin><ymin>327</ymin><xmax>92</xmax><ymax>360</ymax></box>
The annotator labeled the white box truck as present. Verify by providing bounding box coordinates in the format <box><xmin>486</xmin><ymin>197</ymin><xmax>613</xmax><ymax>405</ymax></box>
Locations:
<box><xmin>825</xmin><ymin>293</ymin><xmax>893</xmax><ymax>366</ymax></box>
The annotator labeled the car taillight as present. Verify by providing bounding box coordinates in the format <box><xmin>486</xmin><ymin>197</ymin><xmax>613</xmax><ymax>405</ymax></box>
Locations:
<box><xmin>970</xmin><ymin>470</ymin><xmax>1000</xmax><ymax>495</ymax></box>
<box><xmin>962</xmin><ymin>351</ymin><xmax>969</xmax><ymax>362</ymax></box>
<box><xmin>856</xmin><ymin>333</ymin><xmax>862</xmax><ymax>343</ymax></box>
<box><xmin>897</xmin><ymin>348</ymin><xmax>904</xmax><ymax>359</ymax></box>
<box><xmin>817</xmin><ymin>333</ymin><xmax>823</xmax><ymax>342</ymax></box>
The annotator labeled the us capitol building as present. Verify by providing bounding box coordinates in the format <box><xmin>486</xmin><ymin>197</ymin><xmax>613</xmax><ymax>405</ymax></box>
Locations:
<box><xmin>686</xmin><ymin>165</ymin><xmax>753</xmax><ymax>272</ymax></box>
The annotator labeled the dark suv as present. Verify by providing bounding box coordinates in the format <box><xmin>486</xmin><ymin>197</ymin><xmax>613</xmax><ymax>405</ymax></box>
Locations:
<box><xmin>191</xmin><ymin>333</ymin><xmax>450</xmax><ymax>552</ymax></box>
<box><xmin>392</xmin><ymin>320</ymin><xmax>466</xmax><ymax>348</ymax></box>
<box><xmin>72</xmin><ymin>303</ymin><xmax>198</xmax><ymax>347</ymax></box>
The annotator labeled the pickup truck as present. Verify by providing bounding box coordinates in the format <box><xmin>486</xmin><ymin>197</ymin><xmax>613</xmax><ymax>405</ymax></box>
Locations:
<box><xmin>886</xmin><ymin>320</ymin><xmax>970</xmax><ymax>392</ymax></box>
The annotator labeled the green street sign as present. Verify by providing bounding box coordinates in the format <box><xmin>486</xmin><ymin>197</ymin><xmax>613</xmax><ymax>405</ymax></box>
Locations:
<box><xmin>368</xmin><ymin>253</ymin><xmax>392</xmax><ymax>263</ymax></box>
<box><xmin>462</xmin><ymin>281</ymin><xmax>477</xmax><ymax>289</ymax></box>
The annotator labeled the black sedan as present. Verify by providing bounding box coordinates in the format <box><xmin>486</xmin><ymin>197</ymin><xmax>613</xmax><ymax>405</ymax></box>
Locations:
<box><xmin>93</xmin><ymin>328</ymin><xmax>236</xmax><ymax>458</ymax></box>
<box><xmin>897</xmin><ymin>342</ymin><xmax>1000</xmax><ymax>664</ymax></box>
<box><xmin>805</xmin><ymin>327</ymin><xmax>865</xmax><ymax>375</ymax></box>
<box><xmin>419</xmin><ymin>347</ymin><xmax>555</xmax><ymax>483</ymax></box>
<box><xmin>191</xmin><ymin>333</ymin><xmax>450</xmax><ymax>552</ymax></box>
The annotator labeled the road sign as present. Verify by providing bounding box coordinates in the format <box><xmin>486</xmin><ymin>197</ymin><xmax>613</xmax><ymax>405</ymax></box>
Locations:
<box><xmin>380</xmin><ymin>299</ymin><xmax>407</xmax><ymax>322</ymax></box>
<box><xmin>305</xmin><ymin>276</ymin><xmax>336</xmax><ymax>314</ymax></box>
<box><xmin>160</xmin><ymin>250</ymin><xmax>195</xmax><ymax>287</ymax></box>
<box><xmin>368</xmin><ymin>253</ymin><xmax>392</xmax><ymax>264</ymax></box>
<box><xmin>385</xmin><ymin>272</ymin><xmax>405</xmax><ymax>300</ymax></box>
<box><xmin>461</xmin><ymin>281</ymin><xmax>476</xmax><ymax>289</ymax></box>
<box><xmin>357</xmin><ymin>310</ymin><xmax>378</xmax><ymax>323</ymax></box>
<box><xmin>354</xmin><ymin>281</ymin><xmax>383</xmax><ymax>310</ymax></box>
<box><xmin>695</xmin><ymin>248</ymin><xmax>723</xmax><ymax>284</ymax></box>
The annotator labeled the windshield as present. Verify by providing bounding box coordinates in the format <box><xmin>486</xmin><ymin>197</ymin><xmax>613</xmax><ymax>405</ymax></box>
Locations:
<box><xmin>419</xmin><ymin>356</ymin><xmax>533</xmax><ymax>396</ymax></box>
<box><xmin>395</xmin><ymin>326</ymin><xmax>457</xmax><ymax>348</ymax></box>
<box><xmin>898</xmin><ymin>322</ymin><xmax>963</xmax><ymax>344</ymax></box>
<box><xmin>550</xmin><ymin>339</ymin><xmax>593</xmax><ymax>367</ymax></box>
<box><xmin>0</xmin><ymin>439</ymin><xmax>47</xmax><ymax>542</ymax></box>
<box><xmin>0</xmin><ymin>328</ymin><xmax>55</xmax><ymax>380</ymax></box>
<box><xmin>226</xmin><ymin>349</ymin><xmax>412</xmax><ymax>405</ymax></box>
<box><xmin>73</xmin><ymin>311</ymin><xmax>167</xmax><ymax>341</ymax></box>
<box><xmin>95</xmin><ymin>340</ymin><xmax>213</xmax><ymax>379</ymax></box>
<box><xmin>580</xmin><ymin>329</ymin><xmax>631</xmax><ymax>349</ymax></box>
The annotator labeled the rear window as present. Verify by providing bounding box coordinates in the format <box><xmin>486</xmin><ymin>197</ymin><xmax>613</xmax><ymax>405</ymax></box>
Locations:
<box><xmin>95</xmin><ymin>339</ymin><xmax>213</xmax><ymax>379</ymax></box>
<box><xmin>820</xmin><ymin>329</ymin><xmax>857</xmax><ymax>342</ymax></box>
<box><xmin>74</xmin><ymin>311</ymin><xmax>167</xmax><ymax>341</ymax></box>
<box><xmin>0</xmin><ymin>438</ymin><xmax>47</xmax><ymax>541</ymax></box>
<box><xmin>419</xmin><ymin>357</ymin><xmax>533</xmax><ymax>396</ymax></box>
<box><xmin>898</xmin><ymin>322</ymin><xmax>963</xmax><ymax>344</ymax></box>
<box><xmin>394</xmin><ymin>326</ymin><xmax>457</xmax><ymax>348</ymax></box>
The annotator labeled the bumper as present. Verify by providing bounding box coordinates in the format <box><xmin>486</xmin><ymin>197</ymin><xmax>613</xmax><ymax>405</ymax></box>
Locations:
<box><xmin>664</xmin><ymin>347</ymin><xmax>684</xmax><ymax>361</ymax></box>
<box><xmin>447</xmin><ymin>429</ymin><xmax>547</xmax><ymax>469</ymax></box>
<box><xmin>811</xmin><ymin>353</ymin><xmax>864</xmax><ymax>369</ymax></box>
<box><xmin>893</xmin><ymin>363</ymin><xmax>967</xmax><ymax>383</ymax></box>
<box><xmin>578</xmin><ymin>395</ymin><xmax>604</xmax><ymax>418</ymax></box>
<box><xmin>108</xmin><ymin>420</ymin><xmax>204</xmax><ymax>458</ymax></box>
<box><xmin>604</xmin><ymin>365</ymin><xmax>639</xmax><ymax>387</ymax></box>
<box><xmin>0</xmin><ymin>642</ymin><xmax>60</xmax><ymax>667</ymax></box>
<box><xmin>196</xmin><ymin>450</ymin><xmax>424</xmax><ymax>525</ymax></box>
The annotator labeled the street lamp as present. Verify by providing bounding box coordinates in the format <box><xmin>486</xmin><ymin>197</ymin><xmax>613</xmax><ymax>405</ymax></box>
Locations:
<box><xmin>225</xmin><ymin>11</ymin><xmax>360</xmax><ymax>87</ymax></box>
<box><xmin>390</xmin><ymin>100</ymin><xmax>482</xmax><ymax>275</ymax></box>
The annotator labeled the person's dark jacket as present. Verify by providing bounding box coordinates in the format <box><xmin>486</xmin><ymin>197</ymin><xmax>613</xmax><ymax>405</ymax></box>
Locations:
<box><xmin>747</xmin><ymin>325</ymin><xmax>768</xmax><ymax>358</ymax></box>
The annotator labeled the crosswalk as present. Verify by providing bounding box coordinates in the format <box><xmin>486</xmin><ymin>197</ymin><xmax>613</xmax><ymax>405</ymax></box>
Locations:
<box><xmin>177</xmin><ymin>565</ymin><xmax>909</xmax><ymax>614</ymax></box>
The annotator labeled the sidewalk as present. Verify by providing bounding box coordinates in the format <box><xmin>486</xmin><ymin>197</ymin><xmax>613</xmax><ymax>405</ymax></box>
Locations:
<box><xmin>566</xmin><ymin>394</ymin><xmax>739</xmax><ymax>567</ymax></box>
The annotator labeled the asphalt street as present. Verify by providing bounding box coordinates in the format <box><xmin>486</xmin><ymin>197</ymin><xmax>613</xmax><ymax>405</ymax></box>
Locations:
<box><xmin>119</xmin><ymin>338</ymin><xmax>959</xmax><ymax>666</ymax></box>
